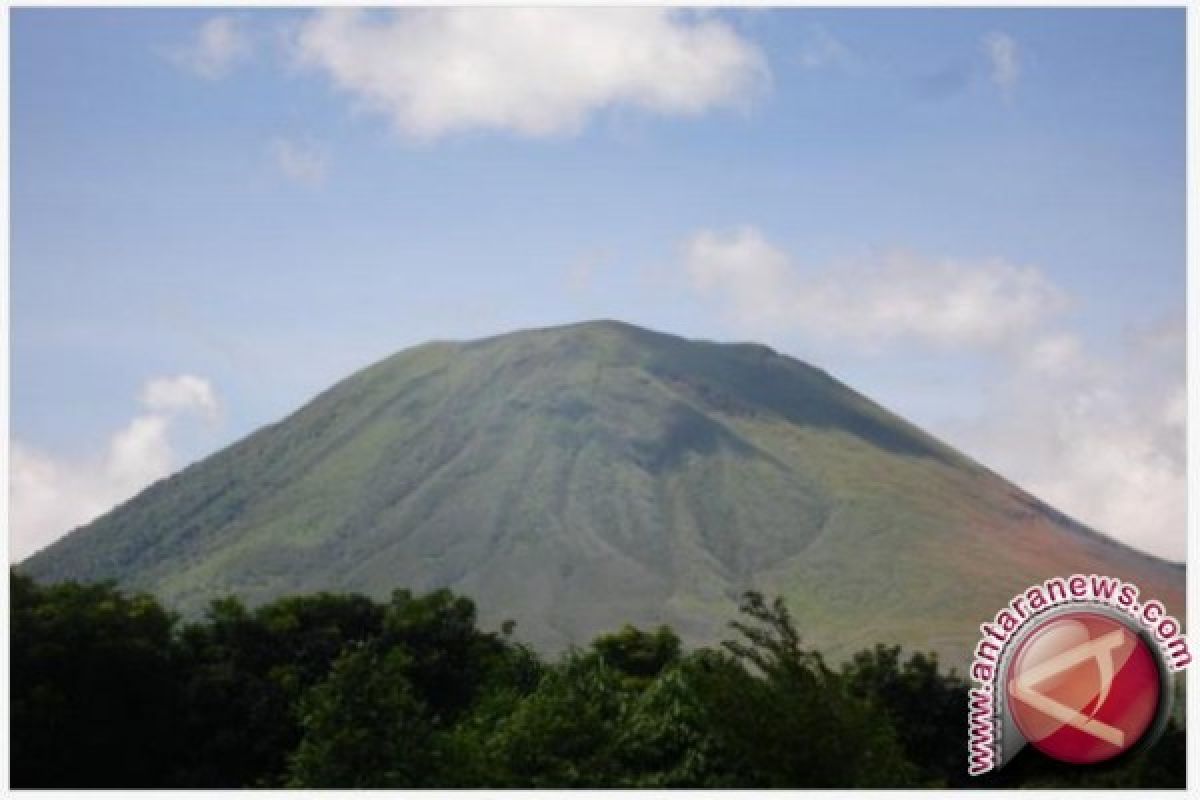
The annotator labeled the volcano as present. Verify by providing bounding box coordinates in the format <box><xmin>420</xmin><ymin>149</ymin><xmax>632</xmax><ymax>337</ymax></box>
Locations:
<box><xmin>19</xmin><ymin>320</ymin><xmax>1183</xmax><ymax>669</ymax></box>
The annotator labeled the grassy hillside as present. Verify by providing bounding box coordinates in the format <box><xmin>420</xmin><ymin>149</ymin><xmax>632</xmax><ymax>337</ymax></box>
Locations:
<box><xmin>20</xmin><ymin>320</ymin><xmax>1184</xmax><ymax>669</ymax></box>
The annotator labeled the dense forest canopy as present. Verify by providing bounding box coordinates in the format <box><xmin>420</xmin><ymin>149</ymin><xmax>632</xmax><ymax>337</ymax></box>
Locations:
<box><xmin>9</xmin><ymin>573</ymin><xmax>1184</xmax><ymax>788</ymax></box>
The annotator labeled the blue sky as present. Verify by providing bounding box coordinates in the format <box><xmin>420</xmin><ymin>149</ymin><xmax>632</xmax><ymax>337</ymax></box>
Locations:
<box><xmin>9</xmin><ymin>8</ymin><xmax>1186</xmax><ymax>561</ymax></box>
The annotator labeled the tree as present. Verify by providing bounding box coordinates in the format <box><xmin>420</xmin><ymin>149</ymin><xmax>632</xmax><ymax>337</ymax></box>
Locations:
<box><xmin>11</xmin><ymin>573</ymin><xmax>182</xmax><ymax>788</ymax></box>
<box><xmin>593</xmin><ymin>624</ymin><xmax>681</xmax><ymax>686</ymax></box>
<box><xmin>478</xmin><ymin>651</ymin><xmax>628</xmax><ymax>787</ymax></box>
<box><xmin>287</xmin><ymin>645</ymin><xmax>432</xmax><ymax>787</ymax></box>
<box><xmin>381</xmin><ymin>588</ymin><xmax>507</xmax><ymax>721</ymax></box>
<box><xmin>615</xmin><ymin>650</ymin><xmax>749</xmax><ymax>787</ymax></box>
<box><xmin>9</xmin><ymin>577</ymin><xmax>1184</xmax><ymax>789</ymax></box>
<box><xmin>701</xmin><ymin>591</ymin><xmax>919</xmax><ymax>787</ymax></box>
<box><xmin>172</xmin><ymin>591</ymin><xmax>384</xmax><ymax>786</ymax></box>
<box><xmin>842</xmin><ymin>644</ymin><xmax>967</xmax><ymax>785</ymax></box>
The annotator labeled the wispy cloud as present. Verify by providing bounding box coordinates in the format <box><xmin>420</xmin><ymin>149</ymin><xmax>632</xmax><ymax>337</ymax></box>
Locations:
<box><xmin>162</xmin><ymin>15</ymin><xmax>251</xmax><ymax>80</ymax></box>
<box><xmin>268</xmin><ymin>137</ymin><xmax>328</xmax><ymax>187</ymax></box>
<box><xmin>684</xmin><ymin>226</ymin><xmax>1065</xmax><ymax>351</ymax></box>
<box><xmin>10</xmin><ymin>375</ymin><xmax>220</xmax><ymax>561</ymax></box>
<box><xmin>795</xmin><ymin>25</ymin><xmax>853</xmax><ymax>70</ymax></box>
<box><xmin>291</xmin><ymin>8</ymin><xmax>768</xmax><ymax>140</ymax></box>
<box><xmin>681</xmin><ymin>226</ymin><xmax>1184</xmax><ymax>561</ymax></box>
<box><xmin>953</xmin><ymin>317</ymin><xmax>1185</xmax><ymax>562</ymax></box>
<box><xmin>911</xmin><ymin>31</ymin><xmax>1022</xmax><ymax>102</ymax></box>
<box><xmin>982</xmin><ymin>31</ymin><xmax>1020</xmax><ymax>98</ymax></box>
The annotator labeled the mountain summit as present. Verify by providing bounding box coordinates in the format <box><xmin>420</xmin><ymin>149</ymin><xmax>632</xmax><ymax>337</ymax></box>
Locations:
<box><xmin>20</xmin><ymin>320</ymin><xmax>1183</xmax><ymax>667</ymax></box>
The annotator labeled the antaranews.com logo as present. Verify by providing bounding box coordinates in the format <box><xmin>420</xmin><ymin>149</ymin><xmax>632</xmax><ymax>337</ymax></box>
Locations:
<box><xmin>967</xmin><ymin>574</ymin><xmax>1189</xmax><ymax>775</ymax></box>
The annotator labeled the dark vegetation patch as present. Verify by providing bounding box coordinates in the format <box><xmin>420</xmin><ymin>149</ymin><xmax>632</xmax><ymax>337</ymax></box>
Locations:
<box><xmin>11</xmin><ymin>574</ymin><xmax>1184</xmax><ymax>789</ymax></box>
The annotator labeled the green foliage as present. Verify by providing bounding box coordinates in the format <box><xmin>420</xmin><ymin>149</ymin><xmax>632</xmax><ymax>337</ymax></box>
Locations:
<box><xmin>703</xmin><ymin>591</ymin><xmax>918</xmax><ymax>787</ymax></box>
<box><xmin>613</xmin><ymin>651</ymin><xmax>750</xmax><ymax>787</ymax></box>
<box><xmin>287</xmin><ymin>645</ymin><xmax>431</xmax><ymax>788</ymax></box>
<box><xmin>842</xmin><ymin>644</ymin><xmax>967</xmax><ymax>785</ymax></box>
<box><xmin>172</xmin><ymin>591</ymin><xmax>384</xmax><ymax>786</ymax></box>
<box><xmin>380</xmin><ymin>588</ymin><xmax>506</xmax><ymax>721</ymax></box>
<box><xmin>452</xmin><ymin>646</ymin><xmax>734</xmax><ymax>788</ymax></box>
<box><xmin>476</xmin><ymin>652</ymin><xmax>630</xmax><ymax>786</ymax></box>
<box><xmin>592</xmin><ymin>624</ymin><xmax>681</xmax><ymax>685</ymax></box>
<box><xmin>10</xmin><ymin>574</ymin><xmax>1185</xmax><ymax>789</ymax></box>
<box><xmin>11</xmin><ymin>573</ymin><xmax>182</xmax><ymax>787</ymax></box>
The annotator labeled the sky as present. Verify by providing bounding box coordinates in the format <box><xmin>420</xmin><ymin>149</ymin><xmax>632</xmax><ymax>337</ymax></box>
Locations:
<box><xmin>9</xmin><ymin>8</ymin><xmax>1186</xmax><ymax>562</ymax></box>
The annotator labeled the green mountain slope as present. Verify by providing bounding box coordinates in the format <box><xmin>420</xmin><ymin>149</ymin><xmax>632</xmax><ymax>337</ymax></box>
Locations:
<box><xmin>19</xmin><ymin>320</ymin><xmax>1184</xmax><ymax>669</ymax></box>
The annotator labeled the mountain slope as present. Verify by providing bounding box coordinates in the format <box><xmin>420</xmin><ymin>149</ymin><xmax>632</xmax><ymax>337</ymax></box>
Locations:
<box><xmin>19</xmin><ymin>320</ymin><xmax>1184</xmax><ymax>668</ymax></box>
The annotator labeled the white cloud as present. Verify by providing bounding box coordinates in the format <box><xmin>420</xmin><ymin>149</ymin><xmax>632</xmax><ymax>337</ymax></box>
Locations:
<box><xmin>292</xmin><ymin>8</ymin><xmax>767</xmax><ymax>140</ymax></box>
<box><xmin>681</xmin><ymin>226</ymin><xmax>1184</xmax><ymax>561</ymax></box>
<box><xmin>684</xmin><ymin>226</ymin><xmax>1066</xmax><ymax>351</ymax></box>
<box><xmin>268</xmin><ymin>137</ymin><xmax>328</xmax><ymax>187</ymax></box>
<box><xmin>956</xmin><ymin>320</ymin><xmax>1185</xmax><ymax>561</ymax></box>
<box><xmin>982</xmin><ymin>31</ymin><xmax>1020</xmax><ymax>96</ymax></box>
<box><xmin>1021</xmin><ymin>331</ymin><xmax>1087</xmax><ymax>374</ymax></box>
<box><xmin>10</xmin><ymin>375</ymin><xmax>220</xmax><ymax>561</ymax></box>
<box><xmin>164</xmin><ymin>15</ymin><xmax>251</xmax><ymax>80</ymax></box>
<box><xmin>141</xmin><ymin>374</ymin><xmax>220</xmax><ymax>418</ymax></box>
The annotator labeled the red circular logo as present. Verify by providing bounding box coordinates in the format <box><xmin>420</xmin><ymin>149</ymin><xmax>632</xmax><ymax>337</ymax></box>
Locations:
<box><xmin>1005</xmin><ymin>611</ymin><xmax>1162</xmax><ymax>764</ymax></box>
